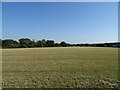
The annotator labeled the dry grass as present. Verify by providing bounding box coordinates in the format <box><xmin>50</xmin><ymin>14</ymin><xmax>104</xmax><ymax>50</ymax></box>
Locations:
<box><xmin>2</xmin><ymin>47</ymin><xmax>119</xmax><ymax>88</ymax></box>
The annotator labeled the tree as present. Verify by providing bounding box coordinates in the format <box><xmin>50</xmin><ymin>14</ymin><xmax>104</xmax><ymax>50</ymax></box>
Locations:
<box><xmin>19</xmin><ymin>38</ymin><xmax>32</xmax><ymax>48</ymax></box>
<box><xmin>41</xmin><ymin>39</ymin><xmax>46</xmax><ymax>47</ymax></box>
<box><xmin>2</xmin><ymin>39</ymin><xmax>19</xmax><ymax>48</ymax></box>
<box><xmin>54</xmin><ymin>43</ymin><xmax>61</xmax><ymax>47</ymax></box>
<box><xmin>60</xmin><ymin>41</ymin><xmax>67</xmax><ymax>47</ymax></box>
<box><xmin>84</xmin><ymin>43</ymin><xmax>89</xmax><ymax>47</ymax></box>
<box><xmin>36</xmin><ymin>40</ymin><xmax>42</xmax><ymax>47</ymax></box>
<box><xmin>106</xmin><ymin>43</ymin><xmax>113</xmax><ymax>47</ymax></box>
<box><xmin>76</xmin><ymin>44</ymin><xmax>81</xmax><ymax>47</ymax></box>
<box><xmin>46</xmin><ymin>40</ymin><xmax>55</xmax><ymax>47</ymax></box>
<box><xmin>29</xmin><ymin>40</ymin><xmax>35</xmax><ymax>47</ymax></box>
<box><xmin>91</xmin><ymin>44</ymin><xmax>96</xmax><ymax>47</ymax></box>
<box><xmin>2</xmin><ymin>38</ymin><xmax>120</xmax><ymax>48</ymax></box>
<box><xmin>0</xmin><ymin>39</ymin><xmax>2</xmax><ymax>48</ymax></box>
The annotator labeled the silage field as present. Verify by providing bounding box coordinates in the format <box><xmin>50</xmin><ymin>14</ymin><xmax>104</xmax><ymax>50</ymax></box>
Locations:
<box><xmin>2</xmin><ymin>47</ymin><xmax>119</xmax><ymax>88</ymax></box>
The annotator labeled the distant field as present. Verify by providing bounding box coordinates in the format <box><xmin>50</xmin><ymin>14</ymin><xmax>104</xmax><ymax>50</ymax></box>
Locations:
<box><xmin>2</xmin><ymin>47</ymin><xmax>118</xmax><ymax>88</ymax></box>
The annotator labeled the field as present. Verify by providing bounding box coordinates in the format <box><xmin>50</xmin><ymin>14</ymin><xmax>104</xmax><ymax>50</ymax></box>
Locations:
<box><xmin>2</xmin><ymin>47</ymin><xmax>118</xmax><ymax>88</ymax></box>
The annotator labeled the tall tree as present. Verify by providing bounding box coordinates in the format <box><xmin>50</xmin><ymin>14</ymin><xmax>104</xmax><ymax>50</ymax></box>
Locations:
<box><xmin>19</xmin><ymin>38</ymin><xmax>32</xmax><ymax>48</ymax></box>
<box><xmin>2</xmin><ymin>39</ymin><xmax>19</xmax><ymax>48</ymax></box>
<box><xmin>46</xmin><ymin>40</ymin><xmax>55</xmax><ymax>47</ymax></box>
<box><xmin>41</xmin><ymin>39</ymin><xmax>46</xmax><ymax>47</ymax></box>
<box><xmin>36</xmin><ymin>40</ymin><xmax>42</xmax><ymax>47</ymax></box>
<box><xmin>60</xmin><ymin>41</ymin><xmax>67</xmax><ymax>47</ymax></box>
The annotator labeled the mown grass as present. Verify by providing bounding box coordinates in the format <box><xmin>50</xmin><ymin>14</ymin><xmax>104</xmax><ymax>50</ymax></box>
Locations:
<box><xmin>2</xmin><ymin>47</ymin><xmax>119</xmax><ymax>88</ymax></box>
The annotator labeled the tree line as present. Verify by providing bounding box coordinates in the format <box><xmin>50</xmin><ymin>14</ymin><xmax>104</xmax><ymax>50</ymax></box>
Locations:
<box><xmin>0</xmin><ymin>38</ymin><xmax>120</xmax><ymax>48</ymax></box>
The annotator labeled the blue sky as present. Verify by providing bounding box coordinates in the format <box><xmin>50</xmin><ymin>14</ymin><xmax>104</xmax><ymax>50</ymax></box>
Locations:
<box><xmin>0</xmin><ymin>2</ymin><xmax>2</xmax><ymax>39</ymax></box>
<box><xmin>2</xmin><ymin>2</ymin><xmax>118</xmax><ymax>43</ymax></box>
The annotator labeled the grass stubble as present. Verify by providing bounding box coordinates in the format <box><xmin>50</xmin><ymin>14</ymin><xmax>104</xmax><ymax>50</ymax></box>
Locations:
<box><xmin>2</xmin><ymin>47</ymin><xmax>119</xmax><ymax>88</ymax></box>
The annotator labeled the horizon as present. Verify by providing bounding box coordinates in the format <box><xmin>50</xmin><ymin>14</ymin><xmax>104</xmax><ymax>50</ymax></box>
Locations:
<box><xmin>2</xmin><ymin>2</ymin><xmax>118</xmax><ymax>43</ymax></box>
<box><xmin>1</xmin><ymin>38</ymin><xmax>119</xmax><ymax>44</ymax></box>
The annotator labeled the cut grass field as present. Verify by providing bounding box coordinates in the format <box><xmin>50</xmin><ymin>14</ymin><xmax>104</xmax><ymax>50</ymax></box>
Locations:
<box><xmin>2</xmin><ymin>47</ymin><xmax>118</xmax><ymax>88</ymax></box>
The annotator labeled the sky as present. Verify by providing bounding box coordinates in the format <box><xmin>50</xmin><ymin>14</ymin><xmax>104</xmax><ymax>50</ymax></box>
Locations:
<box><xmin>2</xmin><ymin>2</ymin><xmax>118</xmax><ymax>43</ymax></box>
<box><xmin>0</xmin><ymin>2</ymin><xmax>2</xmax><ymax>39</ymax></box>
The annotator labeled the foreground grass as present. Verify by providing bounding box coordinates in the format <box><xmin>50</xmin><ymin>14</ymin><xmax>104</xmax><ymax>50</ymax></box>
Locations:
<box><xmin>2</xmin><ymin>47</ymin><xmax>118</xmax><ymax>88</ymax></box>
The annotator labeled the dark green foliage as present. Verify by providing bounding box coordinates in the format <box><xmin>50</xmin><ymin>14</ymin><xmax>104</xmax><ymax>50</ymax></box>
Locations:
<box><xmin>29</xmin><ymin>40</ymin><xmax>36</xmax><ymax>47</ymax></box>
<box><xmin>1</xmin><ymin>38</ymin><xmax>120</xmax><ymax>48</ymax></box>
<box><xmin>106</xmin><ymin>43</ymin><xmax>113</xmax><ymax>47</ymax></box>
<box><xmin>36</xmin><ymin>40</ymin><xmax>42</xmax><ymax>47</ymax></box>
<box><xmin>2</xmin><ymin>39</ymin><xmax>19</xmax><ymax>48</ymax></box>
<box><xmin>95</xmin><ymin>44</ymin><xmax>105</xmax><ymax>47</ymax></box>
<box><xmin>0</xmin><ymin>39</ymin><xmax>2</xmax><ymax>48</ymax></box>
<box><xmin>46</xmin><ymin>40</ymin><xmax>54</xmax><ymax>47</ymax></box>
<box><xmin>54</xmin><ymin>43</ymin><xmax>61</xmax><ymax>47</ymax></box>
<box><xmin>19</xmin><ymin>38</ymin><xmax>35</xmax><ymax>48</ymax></box>
<box><xmin>41</xmin><ymin>39</ymin><xmax>46</xmax><ymax>47</ymax></box>
<box><xmin>60</xmin><ymin>41</ymin><xmax>68</xmax><ymax>47</ymax></box>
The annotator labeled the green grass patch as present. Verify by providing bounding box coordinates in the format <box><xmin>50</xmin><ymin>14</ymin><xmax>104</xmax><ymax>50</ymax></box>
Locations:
<box><xmin>2</xmin><ymin>47</ymin><xmax>119</xmax><ymax>88</ymax></box>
